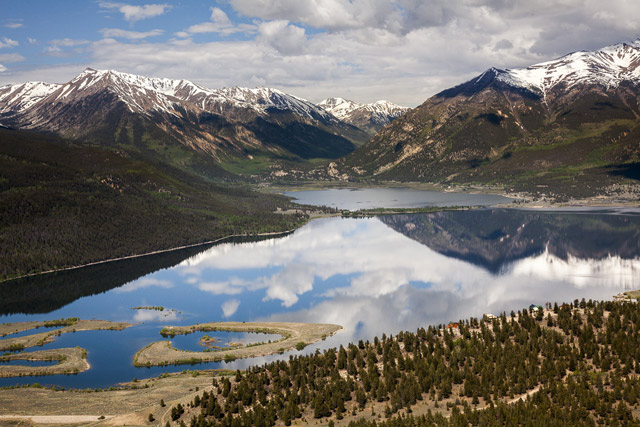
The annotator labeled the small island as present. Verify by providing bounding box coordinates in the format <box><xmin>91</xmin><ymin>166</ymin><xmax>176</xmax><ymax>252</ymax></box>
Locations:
<box><xmin>0</xmin><ymin>347</ymin><xmax>89</xmax><ymax>378</ymax></box>
<box><xmin>199</xmin><ymin>334</ymin><xmax>219</xmax><ymax>347</ymax></box>
<box><xmin>0</xmin><ymin>319</ymin><xmax>134</xmax><ymax>352</ymax></box>
<box><xmin>133</xmin><ymin>322</ymin><xmax>342</xmax><ymax>367</ymax></box>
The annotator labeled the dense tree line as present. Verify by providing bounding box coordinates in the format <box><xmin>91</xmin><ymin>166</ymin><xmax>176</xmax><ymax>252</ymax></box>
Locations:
<box><xmin>168</xmin><ymin>300</ymin><xmax>640</xmax><ymax>426</ymax></box>
<box><xmin>0</xmin><ymin>129</ymin><xmax>308</xmax><ymax>280</ymax></box>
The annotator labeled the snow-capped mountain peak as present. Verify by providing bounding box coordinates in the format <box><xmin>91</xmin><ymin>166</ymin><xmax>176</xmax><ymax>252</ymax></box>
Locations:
<box><xmin>318</xmin><ymin>98</ymin><xmax>362</xmax><ymax>120</ymax></box>
<box><xmin>211</xmin><ymin>86</ymin><xmax>337</xmax><ymax>122</ymax></box>
<box><xmin>318</xmin><ymin>97</ymin><xmax>409</xmax><ymax>132</ymax></box>
<box><xmin>494</xmin><ymin>39</ymin><xmax>640</xmax><ymax>96</ymax></box>
<box><xmin>0</xmin><ymin>81</ymin><xmax>61</xmax><ymax>112</ymax></box>
<box><xmin>0</xmin><ymin>68</ymin><xmax>338</xmax><ymax>124</ymax></box>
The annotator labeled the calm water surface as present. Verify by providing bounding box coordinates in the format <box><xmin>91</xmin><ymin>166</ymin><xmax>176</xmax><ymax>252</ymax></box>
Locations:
<box><xmin>1</xmin><ymin>204</ymin><xmax>639</xmax><ymax>388</ymax></box>
<box><xmin>284</xmin><ymin>187</ymin><xmax>513</xmax><ymax>210</ymax></box>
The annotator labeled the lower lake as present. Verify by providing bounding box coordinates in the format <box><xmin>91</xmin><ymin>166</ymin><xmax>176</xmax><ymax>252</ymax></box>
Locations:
<box><xmin>1</xmin><ymin>199</ymin><xmax>639</xmax><ymax>388</ymax></box>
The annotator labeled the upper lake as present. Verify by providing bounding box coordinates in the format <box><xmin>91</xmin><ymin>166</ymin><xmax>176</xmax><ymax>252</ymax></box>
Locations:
<box><xmin>283</xmin><ymin>187</ymin><xmax>513</xmax><ymax>210</ymax></box>
<box><xmin>1</xmin><ymin>189</ymin><xmax>638</xmax><ymax>389</ymax></box>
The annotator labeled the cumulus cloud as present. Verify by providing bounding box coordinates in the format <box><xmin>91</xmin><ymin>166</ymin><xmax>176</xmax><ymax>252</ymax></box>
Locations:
<box><xmin>0</xmin><ymin>37</ymin><xmax>18</xmax><ymax>49</ymax></box>
<box><xmin>0</xmin><ymin>64</ymin><xmax>6</xmax><ymax>73</ymax></box>
<box><xmin>221</xmin><ymin>299</ymin><xmax>241</xmax><ymax>318</ymax></box>
<box><xmin>100</xmin><ymin>2</ymin><xmax>171</xmax><ymax>23</ymax></box>
<box><xmin>3</xmin><ymin>1</ymin><xmax>640</xmax><ymax>105</ymax></box>
<box><xmin>100</xmin><ymin>28</ymin><xmax>164</xmax><ymax>40</ymax></box>
<box><xmin>180</xmin><ymin>7</ymin><xmax>256</xmax><ymax>36</ymax></box>
<box><xmin>258</xmin><ymin>20</ymin><xmax>307</xmax><ymax>55</ymax></box>
<box><xmin>133</xmin><ymin>308</ymin><xmax>179</xmax><ymax>322</ymax></box>
<box><xmin>229</xmin><ymin>0</ymin><xmax>401</xmax><ymax>32</ymax></box>
<box><xmin>198</xmin><ymin>278</ymin><xmax>246</xmax><ymax>295</ymax></box>
<box><xmin>115</xmin><ymin>277</ymin><xmax>173</xmax><ymax>293</ymax></box>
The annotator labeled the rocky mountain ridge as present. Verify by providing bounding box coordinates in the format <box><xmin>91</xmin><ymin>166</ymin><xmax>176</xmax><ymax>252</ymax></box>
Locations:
<box><xmin>334</xmin><ymin>39</ymin><xmax>640</xmax><ymax>199</ymax></box>
<box><xmin>318</xmin><ymin>97</ymin><xmax>409</xmax><ymax>135</ymax></box>
<box><xmin>0</xmin><ymin>68</ymin><xmax>374</xmax><ymax>176</ymax></box>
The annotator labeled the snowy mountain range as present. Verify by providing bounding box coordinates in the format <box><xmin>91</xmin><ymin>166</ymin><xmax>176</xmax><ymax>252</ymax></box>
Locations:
<box><xmin>318</xmin><ymin>97</ymin><xmax>409</xmax><ymax>134</ymax></box>
<box><xmin>440</xmin><ymin>39</ymin><xmax>640</xmax><ymax>101</ymax></box>
<box><xmin>495</xmin><ymin>39</ymin><xmax>640</xmax><ymax>97</ymax></box>
<box><xmin>0</xmin><ymin>68</ymin><xmax>410</xmax><ymax>172</ymax></box>
<box><xmin>336</xmin><ymin>39</ymin><xmax>640</xmax><ymax>191</ymax></box>
<box><xmin>0</xmin><ymin>69</ymin><xmax>376</xmax><ymax>169</ymax></box>
<box><xmin>0</xmin><ymin>68</ymin><xmax>340</xmax><ymax>124</ymax></box>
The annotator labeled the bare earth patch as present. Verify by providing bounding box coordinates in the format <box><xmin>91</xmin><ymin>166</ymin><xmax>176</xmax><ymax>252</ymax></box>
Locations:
<box><xmin>0</xmin><ymin>370</ymin><xmax>217</xmax><ymax>426</ymax></box>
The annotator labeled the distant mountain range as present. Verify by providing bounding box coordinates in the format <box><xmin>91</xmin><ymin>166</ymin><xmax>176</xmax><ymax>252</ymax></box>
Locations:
<box><xmin>318</xmin><ymin>97</ymin><xmax>409</xmax><ymax>135</ymax></box>
<box><xmin>336</xmin><ymin>39</ymin><xmax>640</xmax><ymax>198</ymax></box>
<box><xmin>0</xmin><ymin>69</ymin><xmax>408</xmax><ymax>178</ymax></box>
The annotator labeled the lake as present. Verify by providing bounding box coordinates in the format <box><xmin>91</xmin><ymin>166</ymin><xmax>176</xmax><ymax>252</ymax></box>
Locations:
<box><xmin>1</xmin><ymin>191</ymin><xmax>639</xmax><ymax>389</ymax></box>
<box><xmin>283</xmin><ymin>187</ymin><xmax>513</xmax><ymax>210</ymax></box>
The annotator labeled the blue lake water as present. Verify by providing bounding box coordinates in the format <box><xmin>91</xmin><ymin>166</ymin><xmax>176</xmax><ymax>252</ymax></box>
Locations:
<box><xmin>1</xmin><ymin>202</ymin><xmax>639</xmax><ymax>388</ymax></box>
<box><xmin>0</xmin><ymin>326</ymin><xmax>63</xmax><ymax>339</ymax></box>
<box><xmin>283</xmin><ymin>187</ymin><xmax>513</xmax><ymax>210</ymax></box>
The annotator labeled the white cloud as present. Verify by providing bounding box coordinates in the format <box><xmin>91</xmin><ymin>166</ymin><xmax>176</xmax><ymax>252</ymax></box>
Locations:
<box><xmin>181</xmin><ymin>7</ymin><xmax>256</xmax><ymax>36</ymax></box>
<box><xmin>0</xmin><ymin>53</ymin><xmax>25</xmax><ymax>63</ymax></box>
<box><xmin>115</xmin><ymin>277</ymin><xmax>173</xmax><ymax>293</ymax></box>
<box><xmin>221</xmin><ymin>299</ymin><xmax>241</xmax><ymax>317</ymax></box>
<box><xmin>27</xmin><ymin>38</ymin><xmax>37</xmax><ymax>45</ymax></box>
<box><xmin>133</xmin><ymin>308</ymin><xmax>179</xmax><ymax>322</ymax></box>
<box><xmin>100</xmin><ymin>28</ymin><xmax>164</xmax><ymax>39</ymax></box>
<box><xmin>45</xmin><ymin>39</ymin><xmax>91</xmax><ymax>57</ymax></box>
<box><xmin>198</xmin><ymin>279</ymin><xmax>245</xmax><ymax>295</ymax></box>
<box><xmin>211</xmin><ymin>7</ymin><xmax>233</xmax><ymax>27</ymax></box>
<box><xmin>4</xmin><ymin>22</ymin><xmax>23</xmax><ymax>29</ymax></box>
<box><xmin>0</xmin><ymin>37</ymin><xmax>18</xmax><ymax>49</ymax></box>
<box><xmin>258</xmin><ymin>20</ymin><xmax>307</xmax><ymax>55</ymax></box>
<box><xmin>0</xmin><ymin>64</ymin><xmax>6</xmax><ymax>73</ymax></box>
<box><xmin>99</xmin><ymin>2</ymin><xmax>171</xmax><ymax>23</ymax></box>
<box><xmin>3</xmin><ymin>1</ymin><xmax>640</xmax><ymax>106</ymax></box>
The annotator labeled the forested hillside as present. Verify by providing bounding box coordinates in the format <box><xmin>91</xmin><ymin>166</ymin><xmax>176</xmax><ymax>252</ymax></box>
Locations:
<box><xmin>0</xmin><ymin>128</ymin><xmax>305</xmax><ymax>280</ymax></box>
<box><xmin>168</xmin><ymin>299</ymin><xmax>640</xmax><ymax>426</ymax></box>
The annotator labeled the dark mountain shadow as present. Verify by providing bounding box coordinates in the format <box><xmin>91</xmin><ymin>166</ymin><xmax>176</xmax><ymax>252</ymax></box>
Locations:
<box><xmin>605</xmin><ymin>163</ymin><xmax>640</xmax><ymax>181</ymax></box>
<box><xmin>379</xmin><ymin>209</ymin><xmax>640</xmax><ymax>274</ymax></box>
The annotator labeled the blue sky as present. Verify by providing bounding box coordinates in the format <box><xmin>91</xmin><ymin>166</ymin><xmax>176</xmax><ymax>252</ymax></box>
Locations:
<box><xmin>1</xmin><ymin>0</ymin><xmax>639</xmax><ymax>106</ymax></box>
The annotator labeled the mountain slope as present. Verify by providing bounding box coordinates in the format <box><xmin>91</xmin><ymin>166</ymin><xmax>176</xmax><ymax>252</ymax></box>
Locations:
<box><xmin>0</xmin><ymin>128</ymin><xmax>306</xmax><ymax>280</ymax></box>
<box><xmin>318</xmin><ymin>97</ymin><xmax>409</xmax><ymax>136</ymax></box>
<box><xmin>338</xmin><ymin>40</ymin><xmax>640</xmax><ymax>199</ymax></box>
<box><xmin>0</xmin><ymin>69</ymin><xmax>368</xmax><ymax>178</ymax></box>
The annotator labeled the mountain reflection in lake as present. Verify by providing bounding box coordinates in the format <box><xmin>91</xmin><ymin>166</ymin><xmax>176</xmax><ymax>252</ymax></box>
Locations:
<box><xmin>1</xmin><ymin>208</ymin><xmax>639</xmax><ymax>387</ymax></box>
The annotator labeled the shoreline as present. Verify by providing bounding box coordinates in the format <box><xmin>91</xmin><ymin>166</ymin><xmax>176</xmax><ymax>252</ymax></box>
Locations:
<box><xmin>133</xmin><ymin>322</ymin><xmax>343</xmax><ymax>367</ymax></box>
<box><xmin>5</xmin><ymin>185</ymin><xmax>637</xmax><ymax>285</ymax></box>
<box><xmin>0</xmin><ymin>228</ymin><xmax>299</xmax><ymax>284</ymax></box>
<box><xmin>265</xmin><ymin>181</ymin><xmax>640</xmax><ymax>208</ymax></box>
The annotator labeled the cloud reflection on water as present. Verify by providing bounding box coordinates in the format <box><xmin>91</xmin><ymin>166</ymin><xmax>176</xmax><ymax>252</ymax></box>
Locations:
<box><xmin>165</xmin><ymin>214</ymin><xmax>639</xmax><ymax>343</ymax></box>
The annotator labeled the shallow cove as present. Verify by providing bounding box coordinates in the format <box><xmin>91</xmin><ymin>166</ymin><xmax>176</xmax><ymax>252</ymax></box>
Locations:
<box><xmin>1</xmin><ymin>200</ymin><xmax>639</xmax><ymax>388</ymax></box>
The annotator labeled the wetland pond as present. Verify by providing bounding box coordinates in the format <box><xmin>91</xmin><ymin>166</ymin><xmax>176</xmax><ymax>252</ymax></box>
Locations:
<box><xmin>1</xmin><ymin>189</ymin><xmax>639</xmax><ymax>388</ymax></box>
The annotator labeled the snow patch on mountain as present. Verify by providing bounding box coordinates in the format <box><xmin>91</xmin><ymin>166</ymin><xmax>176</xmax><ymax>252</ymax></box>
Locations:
<box><xmin>495</xmin><ymin>39</ymin><xmax>640</xmax><ymax>96</ymax></box>
<box><xmin>0</xmin><ymin>81</ymin><xmax>60</xmax><ymax>112</ymax></box>
<box><xmin>319</xmin><ymin>97</ymin><xmax>409</xmax><ymax>125</ymax></box>
<box><xmin>0</xmin><ymin>68</ymin><xmax>338</xmax><ymax>124</ymax></box>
